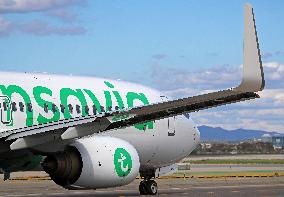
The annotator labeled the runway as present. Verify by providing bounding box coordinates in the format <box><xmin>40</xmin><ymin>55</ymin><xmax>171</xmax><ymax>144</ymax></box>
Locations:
<box><xmin>1</xmin><ymin>177</ymin><xmax>284</xmax><ymax>197</ymax></box>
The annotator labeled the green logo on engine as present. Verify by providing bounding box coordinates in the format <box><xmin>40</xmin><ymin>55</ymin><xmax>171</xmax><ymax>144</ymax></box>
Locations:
<box><xmin>114</xmin><ymin>148</ymin><xmax>132</xmax><ymax>177</ymax></box>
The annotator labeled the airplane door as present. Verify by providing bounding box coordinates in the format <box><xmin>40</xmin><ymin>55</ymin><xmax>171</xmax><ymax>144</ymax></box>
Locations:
<box><xmin>0</xmin><ymin>96</ymin><xmax>12</xmax><ymax>125</ymax></box>
<box><xmin>160</xmin><ymin>96</ymin><xmax>176</xmax><ymax>136</ymax></box>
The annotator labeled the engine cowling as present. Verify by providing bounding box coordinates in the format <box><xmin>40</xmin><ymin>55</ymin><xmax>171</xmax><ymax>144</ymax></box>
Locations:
<box><xmin>42</xmin><ymin>136</ymin><xmax>140</xmax><ymax>189</ymax></box>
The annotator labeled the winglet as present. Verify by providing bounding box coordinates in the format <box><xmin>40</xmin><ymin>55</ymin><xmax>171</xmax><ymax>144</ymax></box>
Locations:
<box><xmin>235</xmin><ymin>3</ymin><xmax>265</xmax><ymax>92</ymax></box>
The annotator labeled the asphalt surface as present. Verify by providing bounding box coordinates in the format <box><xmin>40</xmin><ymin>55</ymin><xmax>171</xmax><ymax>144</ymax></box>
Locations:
<box><xmin>1</xmin><ymin>177</ymin><xmax>284</xmax><ymax>197</ymax></box>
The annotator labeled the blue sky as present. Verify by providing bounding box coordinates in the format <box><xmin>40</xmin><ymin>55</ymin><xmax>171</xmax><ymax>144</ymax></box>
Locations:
<box><xmin>0</xmin><ymin>0</ymin><xmax>284</xmax><ymax>133</ymax></box>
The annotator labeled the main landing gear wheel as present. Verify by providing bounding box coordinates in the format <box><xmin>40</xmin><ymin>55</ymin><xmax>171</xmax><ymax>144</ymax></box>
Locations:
<box><xmin>139</xmin><ymin>180</ymin><xmax>158</xmax><ymax>195</ymax></box>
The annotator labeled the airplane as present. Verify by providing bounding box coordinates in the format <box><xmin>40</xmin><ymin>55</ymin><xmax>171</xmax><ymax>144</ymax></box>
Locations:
<box><xmin>0</xmin><ymin>4</ymin><xmax>264</xmax><ymax>195</ymax></box>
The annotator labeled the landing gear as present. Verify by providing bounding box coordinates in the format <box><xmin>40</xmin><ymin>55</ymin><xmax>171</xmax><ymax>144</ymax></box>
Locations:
<box><xmin>139</xmin><ymin>169</ymin><xmax>158</xmax><ymax>195</ymax></box>
<box><xmin>139</xmin><ymin>180</ymin><xmax>158</xmax><ymax>195</ymax></box>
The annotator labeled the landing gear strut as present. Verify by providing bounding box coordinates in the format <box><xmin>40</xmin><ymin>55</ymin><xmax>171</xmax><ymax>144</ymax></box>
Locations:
<box><xmin>139</xmin><ymin>169</ymin><xmax>158</xmax><ymax>195</ymax></box>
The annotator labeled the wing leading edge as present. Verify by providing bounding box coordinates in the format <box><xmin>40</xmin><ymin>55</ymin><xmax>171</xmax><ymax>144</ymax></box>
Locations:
<box><xmin>2</xmin><ymin>4</ymin><xmax>265</xmax><ymax>150</ymax></box>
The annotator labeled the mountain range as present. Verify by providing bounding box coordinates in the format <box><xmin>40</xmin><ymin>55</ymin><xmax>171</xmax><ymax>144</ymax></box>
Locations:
<box><xmin>198</xmin><ymin>126</ymin><xmax>282</xmax><ymax>142</ymax></box>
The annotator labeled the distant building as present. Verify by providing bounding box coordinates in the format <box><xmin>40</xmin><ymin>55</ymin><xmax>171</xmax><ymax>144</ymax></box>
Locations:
<box><xmin>261</xmin><ymin>134</ymin><xmax>272</xmax><ymax>143</ymax></box>
<box><xmin>272</xmin><ymin>136</ymin><xmax>284</xmax><ymax>149</ymax></box>
<box><xmin>200</xmin><ymin>143</ymin><xmax>212</xmax><ymax>149</ymax></box>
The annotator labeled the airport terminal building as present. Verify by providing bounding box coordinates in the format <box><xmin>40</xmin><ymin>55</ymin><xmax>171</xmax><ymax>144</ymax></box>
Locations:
<box><xmin>262</xmin><ymin>134</ymin><xmax>284</xmax><ymax>149</ymax></box>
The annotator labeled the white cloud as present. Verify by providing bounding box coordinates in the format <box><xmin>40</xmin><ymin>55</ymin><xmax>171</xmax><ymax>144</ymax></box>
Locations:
<box><xmin>17</xmin><ymin>20</ymin><xmax>86</xmax><ymax>36</ymax></box>
<box><xmin>45</xmin><ymin>9</ymin><xmax>78</xmax><ymax>23</ymax></box>
<box><xmin>150</xmin><ymin>64</ymin><xmax>241</xmax><ymax>92</ymax></box>
<box><xmin>148</xmin><ymin>61</ymin><xmax>284</xmax><ymax>133</ymax></box>
<box><xmin>191</xmin><ymin>109</ymin><xmax>284</xmax><ymax>133</ymax></box>
<box><xmin>152</xmin><ymin>54</ymin><xmax>168</xmax><ymax>60</ymax></box>
<box><xmin>0</xmin><ymin>0</ymin><xmax>85</xmax><ymax>13</ymax></box>
<box><xmin>263</xmin><ymin>62</ymin><xmax>284</xmax><ymax>81</ymax></box>
<box><xmin>151</xmin><ymin>62</ymin><xmax>284</xmax><ymax>96</ymax></box>
<box><xmin>0</xmin><ymin>0</ymin><xmax>86</xmax><ymax>37</ymax></box>
<box><xmin>261</xmin><ymin>52</ymin><xmax>273</xmax><ymax>59</ymax></box>
<box><xmin>0</xmin><ymin>16</ymin><xmax>11</xmax><ymax>36</ymax></box>
<box><xmin>258</xmin><ymin>89</ymin><xmax>284</xmax><ymax>105</ymax></box>
<box><xmin>163</xmin><ymin>87</ymin><xmax>199</xmax><ymax>98</ymax></box>
<box><xmin>0</xmin><ymin>16</ymin><xmax>86</xmax><ymax>36</ymax></box>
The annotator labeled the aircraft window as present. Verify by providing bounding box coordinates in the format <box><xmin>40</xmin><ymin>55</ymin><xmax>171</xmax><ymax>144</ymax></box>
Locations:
<box><xmin>27</xmin><ymin>103</ymin><xmax>33</xmax><ymax>112</ymax></box>
<box><xmin>12</xmin><ymin>102</ymin><xmax>17</xmax><ymax>112</ymax></box>
<box><xmin>3</xmin><ymin>102</ymin><xmax>7</xmax><ymax>111</ymax></box>
<box><xmin>19</xmin><ymin>102</ymin><xmax>24</xmax><ymax>112</ymax></box>
<box><xmin>100</xmin><ymin>106</ymin><xmax>105</xmax><ymax>113</ymax></box>
<box><xmin>108</xmin><ymin>106</ymin><xmax>112</xmax><ymax>111</ymax></box>
<box><xmin>115</xmin><ymin>106</ymin><xmax>119</xmax><ymax>110</ymax></box>
<box><xmin>92</xmin><ymin>105</ymin><xmax>97</xmax><ymax>115</ymax></box>
<box><xmin>76</xmin><ymin>105</ymin><xmax>81</xmax><ymax>114</ymax></box>
<box><xmin>183</xmin><ymin>113</ymin><xmax>190</xmax><ymax>119</ymax></box>
<box><xmin>52</xmin><ymin>104</ymin><xmax>57</xmax><ymax>112</ymax></box>
<box><xmin>44</xmin><ymin>103</ymin><xmax>48</xmax><ymax>113</ymax></box>
<box><xmin>60</xmin><ymin>104</ymin><xmax>65</xmax><ymax>113</ymax></box>
<box><xmin>68</xmin><ymin>104</ymin><xmax>73</xmax><ymax>113</ymax></box>
<box><xmin>85</xmin><ymin>106</ymin><xmax>89</xmax><ymax>114</ymax></box>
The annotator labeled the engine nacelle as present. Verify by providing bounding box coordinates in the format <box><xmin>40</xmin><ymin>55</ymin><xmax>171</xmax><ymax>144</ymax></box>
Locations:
<box><xmin>42</xmin><ymin>136</ymin><xmax>140</xmax><ymax>189</ymax></box>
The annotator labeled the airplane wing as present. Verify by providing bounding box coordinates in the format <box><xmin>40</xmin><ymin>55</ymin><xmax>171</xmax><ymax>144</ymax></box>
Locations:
<box><xmin>0</xmin><ymin>4</ymin><xmax>265</xmax><ymax>150</ymax></box>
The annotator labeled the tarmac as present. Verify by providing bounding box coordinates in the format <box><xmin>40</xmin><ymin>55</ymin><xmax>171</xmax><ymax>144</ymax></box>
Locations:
<box><xmin>1</xmin><ymin>154</ymin><xmax>284</xmax><ymax>196</ymax></box>
<box><xmin>1</xmin><ymin>177</ymin><xmax>284</xmax><ymax>197</ymax></box>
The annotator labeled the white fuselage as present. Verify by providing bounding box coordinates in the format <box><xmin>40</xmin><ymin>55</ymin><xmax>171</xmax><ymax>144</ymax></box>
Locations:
<box><xmin>0</xmin><ymin>72</ymin><xmax>200</xmax><ymax>168</ymax></box>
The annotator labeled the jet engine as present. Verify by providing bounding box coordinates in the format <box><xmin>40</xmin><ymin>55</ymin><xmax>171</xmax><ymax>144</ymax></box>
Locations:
<box><xmin>42</xmin><ymin>136</ymin><xmax>140</xmax><ymax>189</ymax></box>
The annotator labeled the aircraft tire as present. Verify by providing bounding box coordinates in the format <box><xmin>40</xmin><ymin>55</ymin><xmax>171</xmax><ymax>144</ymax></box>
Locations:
<box><xmin>139</xmin><ymin>180</ymin><xmax>158</xmax><ymax>195</ymax></box>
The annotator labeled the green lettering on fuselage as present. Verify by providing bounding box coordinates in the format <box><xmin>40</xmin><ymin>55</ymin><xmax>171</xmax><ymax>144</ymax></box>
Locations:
<box><xmin>104</xmin><ymin>81</ymin><xmax>125</xmax><ymax>111</ymax></box>
<box><xmin>0</xmin><ymin>85</ymin><xmax>33</xmax><ymax>126</ymax></box>
<box><xmin>126</xmin><ymin>92</ymin><xmax>154</xmax><ymax>130</ymax></box>
<box><xmin>0</xmin><ymin>82</ymin><xmax>154</xmax><ymax>131</ymax></box>
<box><xmin>83</xmin><ymin>89</ymin><xmax>102</xmax><ymax>113</ymax></box>
<box><xmin>60</xmin><ymin>88</ymin><xmax>88</xmax><ymax>119</ymax></box>
<box><xmin>33</xmin><ymin>86</ymin><xmax>60</xmax><ymax>124</ymax></box>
